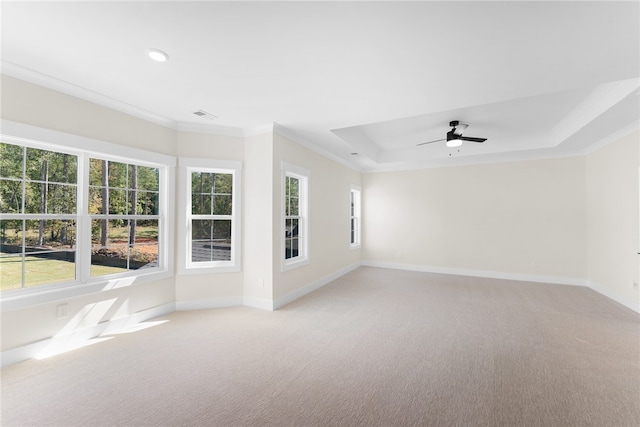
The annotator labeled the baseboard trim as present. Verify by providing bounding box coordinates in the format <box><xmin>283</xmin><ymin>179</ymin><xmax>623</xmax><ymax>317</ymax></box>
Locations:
<box><xmin>1</xmin><ymin>302</ymin><xmax>175</xmax><ymax>368</ymax></box>
<box><xmin>587</xmin><ymin>281</ymin><xmax>640</xmax><ymax>313</ymax></box>
<box><xmin>363</xmin><ymin>261</ymin><xmax>640</xmax><ymax>314</ymax></box>
<box><xmin>243</xmin><ymin>297</ymin><xmax>274</xmax><ymax>311</ymax></box>
<box><xmin>273</xmin><ymin>262</ymin><xmax>361</xmax><ymax>310</ymax></box>
<box><xmin>362</xmin><ymin>261</ymin><xmax>587</xmax><ymax>287</ymax></box>
<box><xmin>176</xmin><ymin>296</ymin><xmax>243</xmax><ymax>311</ymax></box>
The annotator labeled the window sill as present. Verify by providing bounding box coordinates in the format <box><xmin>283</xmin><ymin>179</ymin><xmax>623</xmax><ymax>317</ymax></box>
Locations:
<box><xmin>282</xmin><ymin>257</ymin><xmax>310</xmax><ymax>272</ymax></box>
<box><xmin>0</xmin><ymin>269</ymin><xmax>172</xmax><ymax>312</ymax></box>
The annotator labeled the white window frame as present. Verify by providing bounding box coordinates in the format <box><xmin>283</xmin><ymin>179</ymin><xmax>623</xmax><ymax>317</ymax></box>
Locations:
<box><xmin>350</xmin><ymin>184</ymin><xmax>361</xmax><ymax>249</ymax></box>
<box><xmin>0</xmin><ymin>120</ymin><xmax>175</xmax><ymax>311</ymax></box>
<box><xmin>178</xmin><ymin>158</ymin><xmax>242</xmax><ymax>274</ymax></box>
<box><xmin>281</xmin><ymin>161</ymin><xmax>310</xmax><ymax>272</ymax></box>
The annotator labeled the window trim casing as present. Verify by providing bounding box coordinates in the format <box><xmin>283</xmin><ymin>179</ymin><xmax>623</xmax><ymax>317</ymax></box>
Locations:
<box><xmin>281</xmin><ymin>161</ymin><xmax>310</xmax><ymax>272</ymax></box>
<box><xmin>177</xmin><ymin>158</ymin><xmax>242</xmax><ymax>274</ymax></box>
<box><xmin>0</xmin><ymin>120</ymin><xmax>175</xmax><ymax>311</ymax></box>
<box><xmin>350</xmin><ymin>184</ymin><xmax>362</xmax><ymax>249</ymax></box>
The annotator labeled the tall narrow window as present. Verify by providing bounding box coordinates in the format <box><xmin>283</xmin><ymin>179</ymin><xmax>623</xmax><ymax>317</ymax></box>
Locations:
<box><xmin>181</xmin><ymin>159</ymin><xmax>241</xmax><ymax>272</ymax></box>
<box><xmin>0</xmin><ymin>142</ymin><xmax>78</xmax><ymax>290</ymax></box>
<box><xmin>284</xmin><ymin>175</ymin><xmax>300</xmax><ymax>259</ymax></box>
<box><xmin>88</xmin><ymin>158</ymin><xmax>160</xmax><ymax>277</ymax></box>
<box><xmin>282</xmin><ymin>162</ymin><xmax>309</xmax><ymax>271</ymax></box>
<box><xmin>350</xmin><ymin>185</ymin><xmax>361</xmax><ymax>248</ymax></box>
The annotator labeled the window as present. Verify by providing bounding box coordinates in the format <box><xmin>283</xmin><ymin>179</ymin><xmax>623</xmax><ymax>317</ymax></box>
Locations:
<box><xmin>180</xmin><ymin>159</ymin><xmax>241</xmax><ymax>273</ymax></box>
<box><xmin>350</xmin><ymin>185</ymin><xmax>361</xmax><ymax>248</ymax></box>
<box><xmin>0</xmin><ymin>125</ymin><xmax>173</xmax><ymax>298</ymax></box>
<box><xmin>1</xmin><ymin>143</ymin><xmax>78</xmax><ymax>290</ymax></box>
<box><xmin>88</xmin><ymin>158</ymin><xmax>160</xmax><ymax>277</ymax></box>
<box><xmin>282</xmin><ymin>162</ymin><xmax>309</xmax><ymax>271</ymax></box>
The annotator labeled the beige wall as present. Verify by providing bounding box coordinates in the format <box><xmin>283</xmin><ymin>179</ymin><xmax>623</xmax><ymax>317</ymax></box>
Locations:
<box><xmin>272</xmin><ymin>134</ymin><xmax>362</xmax><ymax>301</ymax></box>
<box><xmin>586</xmin><ymin>131</ymin><xmax>639</xmax><ymax>310</ymax></box>
<box><xmin>242</xmin><ymin>132</ymin><xmax>275</xmax><ymax>306</ymax></box>
<box><xmin>1</xmin><ymin>75</ymin><xmax>177</xmax><ymax>156</ymax></box>
<box><xmin>1</xmin><ymin>76</ymin><xmax>178</xmax><ymax>352</ymax></box>
<box><xmin>1</xmin><ymin>74</ymin><xmax>638</xmax><ymax>357</ymax></box>
<box><xmin>363</xmin><ymin>157</ymin><xmax>588</xmax><ymax>282</ymax></box>
<box><xmin>174</xmin><ymin>131</ymin><xmax>246</xmax><ymax>305</ymax></box>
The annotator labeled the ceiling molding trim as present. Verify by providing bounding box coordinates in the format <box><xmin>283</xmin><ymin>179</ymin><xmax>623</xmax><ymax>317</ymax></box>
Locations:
<box><xmin>273</xmin><ymin>123</ymin><xmax>362</xmax><ymax>172</ymax></box>
<box><xmin>1</xmin><ymin>61</ymin><xmax>178</xmax><ymax>130</ymax></box>
<box><xmin>361</xmin><ymin>147</ymin><xmax>586</xmax><ymax>174</ymax></box>
<box><xmin>552</xmin><ymin>78</ymin><xmax>640</xmax><ymax>146</ymax></box>
<box><xmin>175</xmin><ymin>122</ymin><xmax>246</xmax><ymax>138</ymax></box>
<box><xmin>580</xmin><ymin>120</ymin><xmax>640</xmax><ymax>156</ymax></box>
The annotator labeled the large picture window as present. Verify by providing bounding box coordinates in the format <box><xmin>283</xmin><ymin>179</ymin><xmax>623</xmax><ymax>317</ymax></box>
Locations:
<box><xmin>0</xmin><ymin>127</ymin><xmax>173</xmax><ymax>297</ymax></box>
<box><xmin>1</xmin><ymin>143</ymin><xmax>78</xmax><ymax>290</ymax></box>
<box><xmin>88</xmin><ymin>158</ymin><xmax>160</xmax><ymax>277</ymax></box>
<box><xmin>282</xmin><ymin>162</ymin><xmax>309</xmax><ymax>271</ymax></box>
<box><xmin>180</xmin><ymin>159</ymin><xmax>241</xmax><ymax>272</ymax></box>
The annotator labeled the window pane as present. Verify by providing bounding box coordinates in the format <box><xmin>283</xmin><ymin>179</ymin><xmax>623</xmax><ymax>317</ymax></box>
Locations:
<box><xmin>0</xmin><ymin>143</ymin><xmax>23</xmax><ymax>178</ymax></box>
<box><xmin>285</xmin><ymin>237</ymin><xmax>299</xmax><ymax>259</ymax></box>
<box><xmin>46</xmin><ymin>152</ymin><xmax>77</xmax><ymax>184</ymax></box>
<box><xmin>0</xmin><ymin>179</ymin><xmax>22</xmax><ymax>213</ymax></box>
<box><xmin>137</xmin><ymin>166</ymin><xmax>159</xmax><ymax>191</ymax></box>
<box><xmin>191</xmin><ymin>219</ymin><xmax>231</xmax><ymax>262</ymax></box>
<box><xmin>192</xmin><ymin>172</ymin><xmax>214</xmax><ymax>195</ymax></box>
<box><xmin>214</xmin><ymin>173</ymin><xmax>232</xmax><ymax>194</ymax></box>
<box><xmin>25</xmin><ymin>147</ymin><xmax>52</xmax><ymax>181</ymax></box>
<box><xmin>108</xmin><ymin>161</ymin><xmax>127</xmax><ymax>189</ymax></box>
<box><xmin>289</xmin><ymin>177</ymin><xmax>299</xmax><ymax>197</ymax></box>
<box><xmin>130</xmin><ymin>220</ymin><xmax>158</xmax><ymax>269</ymax></box>
<box><xmin>137</xmin><ymin>191</ymin><xmax>159</xmax><ymax>215</ymax></box>
<box><xmin>24</xmin><ymin>220</ymin><xmax>76</xmax><ymax>249</ymax></box>
<box><xmin>88</xmin><ymin>186</ymin><xmax>105</xmax><ymax>214</ymax></box>
<box><xmin>289</xmin><ymin>197</ymin><xmax>299</xmax><ymax>216</ymax></box>
<box><xmin>213</xmin><ymin>194</ymin><xmax>232</xmax><ymax>215</ymax></box>
<box><xmin>192</xmin><ymin>194</ymin><xmax>212</xmax><ymax>215</ymax></box>
<box><xmin>24</xmin><ymin>182</ymin><xmax>44</xmax><ymax>214</ymax></box>
<box><xmin>108</xmin><ymin>188</ymin><xmax>127</xmax><ymax>214</ymax></box>
<box><xmin>47</xmin><ymin>183</ymin><xmax>76</xmax><ymax>214</ymax></box>
<box><xmin>24</xmin><ymin>252</ymin><xmax>75</xmax><ymax>288</ymax></box>
<box><xmin>89</xmin><ymin>158</ymin><xmax>104</xmax><ymax>186</ymax></box>
<box><xmin>91</xmin><ymin>219</ymin><xmax>129</xmax><ymax>276</ymax></box>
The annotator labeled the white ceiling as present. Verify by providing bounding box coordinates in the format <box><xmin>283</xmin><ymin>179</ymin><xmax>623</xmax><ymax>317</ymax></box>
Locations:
<box><xmin>1</xmin><ymin>1</ymin><xmax>638</xmax><ymax>171</ymax></box>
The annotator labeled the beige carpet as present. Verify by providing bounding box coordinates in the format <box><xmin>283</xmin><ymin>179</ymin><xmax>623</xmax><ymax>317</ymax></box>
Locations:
<box><xmin>2</xmin><ymin>267</ymin><xmax>639</xmax><ymax>426</ymax></box>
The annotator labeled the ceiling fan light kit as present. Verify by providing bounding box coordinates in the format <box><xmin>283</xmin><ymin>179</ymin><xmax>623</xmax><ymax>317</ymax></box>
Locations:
<box><xmin>418</xmin><ymin>120</ymin><xmax>487</xmax><ymax>148</ymax></box>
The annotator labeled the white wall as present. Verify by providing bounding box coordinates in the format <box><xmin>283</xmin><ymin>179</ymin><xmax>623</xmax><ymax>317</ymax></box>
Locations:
<box><xmin>1</xmin><ymin>75</ymin><xmax>177</xmax><ymax>353</ymax></box>
<box><xmin>174</xmin><ymin>131</ymin><xmax>245</xmax><ymax>308</ymax></box>
<box><xmin>272</xmin><ymin>133</ymin><xmax>362</xmax><ymax>304</ymax></box>
<box><xmin>242</xmin><ymin>132</ymin><xmax>275</xmax><ymax>309</ymax></box>
<box><xmin>362</xmin><ymin>157</ymin><xmax>588</xmax><ymax>283</ymax></box>
<box><xmin>586</xmin><ymin>131</ymin><xmax>639</xmax><ymax>311</ymax></box>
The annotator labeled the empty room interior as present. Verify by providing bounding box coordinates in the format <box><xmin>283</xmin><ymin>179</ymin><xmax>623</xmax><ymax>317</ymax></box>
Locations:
<box><xmin>1</xmin><ymin>1</ymin><xmax>639</xmax><ymax>426</ymax></box>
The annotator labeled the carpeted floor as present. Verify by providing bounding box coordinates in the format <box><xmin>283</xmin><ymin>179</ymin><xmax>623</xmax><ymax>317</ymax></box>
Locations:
<box><xmin>2</xmin><ymin>267</ymin><xmax>639</xmax><ymax>426</ymax></box>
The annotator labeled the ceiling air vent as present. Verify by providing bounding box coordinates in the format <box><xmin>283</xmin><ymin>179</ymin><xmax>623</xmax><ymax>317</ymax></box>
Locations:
<box><xmin>193</xmin><ymin>109</ymin><xmax>217</xmax><ymax>120</ymax></box>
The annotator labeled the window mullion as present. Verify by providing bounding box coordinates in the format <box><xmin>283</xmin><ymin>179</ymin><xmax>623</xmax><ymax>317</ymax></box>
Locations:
<box><xmin>78</xmin><ymin>153</ymin><xmax>91</xmax><ymax>283</ymax></box>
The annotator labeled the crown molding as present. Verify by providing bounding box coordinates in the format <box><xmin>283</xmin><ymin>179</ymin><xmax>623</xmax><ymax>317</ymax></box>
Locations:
<box><xmin>1</xmin><ymin>61</ymin><xmax>177</xmax><ymax>129</ymax></box>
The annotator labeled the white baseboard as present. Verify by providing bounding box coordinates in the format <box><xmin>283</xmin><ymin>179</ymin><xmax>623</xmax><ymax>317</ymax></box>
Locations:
<box><xmin>273</xmin><ymin>262</ymin><xmax>361</xmax><ymax>310</ymax></box>
<box><xmin>587</xmin><ymin>281</ymin><xmax>640</xmax><ymax>313</ymax></box>
<box><xmin>243</xmin><ymin>296</ymin><xmax>274</xmax><ymax>311</ymax></box>
<box><xmin>363</xmin><ymin>261</ymin><xmax>640</xmax><ymax>314</ymax></box>
<box><xmin>1</xmin><ymin>302</ymin><xmax>175</xmax><ymax>368</ymax></box>
<box><xmin>176</xmin><ymin>296</ymin><xmax>243</xmax><ymax>311</ymax></box>
<box><xmin>362</xmin><ymin>261</ymin><xmax>587</xmax><ymax>287</ymax></box>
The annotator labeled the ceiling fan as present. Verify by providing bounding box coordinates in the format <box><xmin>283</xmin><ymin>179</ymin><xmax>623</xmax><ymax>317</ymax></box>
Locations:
<box><xmin>418</xmin><ymin>120</ymin><xmax>487</xmax><ymax>148</ymax></box>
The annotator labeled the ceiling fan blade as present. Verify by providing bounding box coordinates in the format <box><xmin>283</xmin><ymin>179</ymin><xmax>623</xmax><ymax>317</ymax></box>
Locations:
<box><xmin>460</xmin><ymin>136</ymin><xmax>487</xmax><ymax>143</ymax></box>
<box><xmin>417</xmin><ymin>138</ymin><xmax>445</xmax><ymax>146</ymax></box>
<box><xmin>452</xmin><ymin>123</ymin><xmax>468</xmax><ymax>136</ymax></box>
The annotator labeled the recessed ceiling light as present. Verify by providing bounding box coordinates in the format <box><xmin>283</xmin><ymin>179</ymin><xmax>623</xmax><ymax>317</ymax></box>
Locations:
<box><xmin>147</xmin><ymin>48</ymin><xmax>169</xmax><ymax>62</ymax></box>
